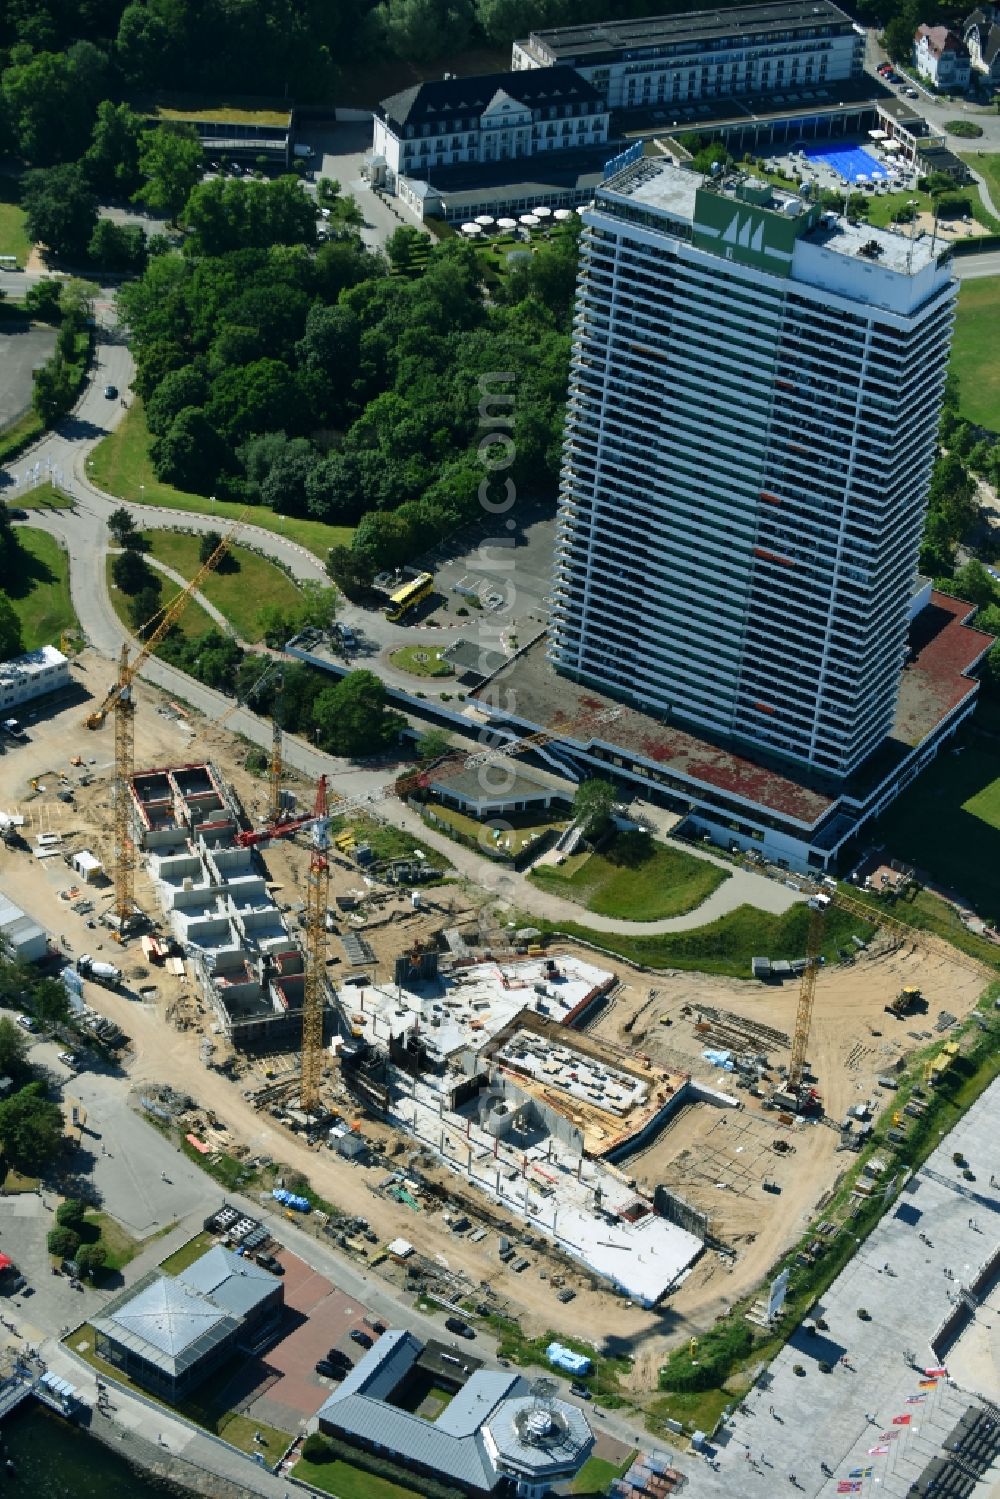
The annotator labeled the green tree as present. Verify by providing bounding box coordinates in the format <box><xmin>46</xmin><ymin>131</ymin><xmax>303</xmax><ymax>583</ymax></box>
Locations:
<box><xmin>952</xmin><ymin>559</ymin><xmax>997</xmax><ymax>610</ymax></box>
<box><xmin>150</xmin><ymin>407</ymin><xmax>230</xmax><ymax>491</ymax></box>
<box><xmin>24</xmin><ymin>279</ymin><xmax>63</xmax><ymax>322</ymax></box>
<box><xmin>377</xmin><ymin>0</ymin><xmax>475</xmax><ymax>60</ymax></box>
<box><xmin>386</xmin><ymin>225</ymin><xmax>427</xmax><ymax>274</ymax></box>
<box><xmin>312</xmin><ymin>670</ymin><xmax>403</xmax><ymax>757</ymax></box>
<box><xmin>0</xmin><ymin>1082</ymin><xmax>65</xmax><ymax>1172</ymax></box>
<box><xmin>199</xmin><ymin>530</ymin><xmax>223</xmax><ymax>564</ymax></box>
<box><xmin>0</xmin><ymin>594</ymin><xmax>24</xmax><ymax>661</ymax></box>
<box><xmin>115</xmin><ymin>0</ymin><xmax>186</xmax><ymax>88</ymax></box>
<box><xmin>107</xmin><ymin>507</ymin><xmax>136</xmax><ymax>545</ymax></box>
<box><xmin>1</xmin><ymin>51</ymin><xmax>98</xmax><ymax>164</ymax></box>
<box><xmin>146</xmin><ymin>365</ymin><xmax>209</xmax><ymax>437</ymax></box>
<box><xmin>31</xmin><ymin>977</ymin><xmax>70</xmax><ymax>1027</ymax></box>
<box><xmin>112</xmin><ymin>548</ymin><xmax>151</xmax><ymax>595</ymax></box>
<box><xmin>573</xmin><ymin>778</ymin><xmax>617</xmax><ymax>841</ymax></box>
<box><xmin>129</xmin><ymin>584</ymin><xmax>164</xmax><ymax>636</ymax></box>
<box><xmin>47</xmin><ymin>1225</ymin><xmax>81</xmax><ymax>1259</ymax></box>
<box><xmin>75</xmin><ymin>1241</ymin><xmax>107</xmax><ymax>1280</ymax></box>
<box><xmin>0</xmin><ymin>1017</ymin><xmax>30</xmax><ymax>1078</ymax></box>
<box><xmin>135</xmin><ymin>124</ymin><xmax>203</xmax><ymax>222</ymax></box>
<box><xmin>22</xmin><ymin>164</ymin><xmax>98</xmax><ymax>260</ymax></box>
<box><xmin>326</xmin><ymin>544</ymin><xmax>375</xmax><ymax>601</ymax></box>
<box><xmin>88</xmin><ymin>219</ymin><xmax>147</xmax><ymax>273</ymax></box>
<box><xmin>883</xmin><ymin>3</ymin><xmax>921</xmax><ymax>63</ymax></box>
<box><xmin>55</xmin><ymin>1198</ymin><xmax>87</xmax><ymax>1232</ymax></box>
<box><xmin>414</xmin><ymin>728</ymin><xmax>452</xmax><ymax>763</ymax></box>
<box><xmin>84</xmin><ymin>100</ymin><xmax>145</xmax><ymax>196</ymax></box>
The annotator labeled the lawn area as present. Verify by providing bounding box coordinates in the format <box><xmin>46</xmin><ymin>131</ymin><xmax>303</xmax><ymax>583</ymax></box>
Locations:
<box><xmin>531</xmin><ymin>831</ymin><xmax>727</xmax><ymax>922</ymax></box>
<box><xmin>142</xmin><ymin>530</ymin><xmax>302</xmax><ymax>642</ymax></box>
<box><xmin>293</xmin><ymin>1454</ymin><xmax>423</xmax><ymax>1499</ymax></box>
<box><xmin>329</xmin><ymin>811</ymin><xmax>454</xmax><ymax>874</ymax></box>
<box><xmin>0</xmin><ymin>177</ymin><xmax>30</xmax><ymax>264</ymax></box>
<box><xmin>961</xmin><ymin>150</ymin><xmax>1000</xmax><ymax>211</ymax></box>
<box><xmin>0</xmin><ymin>409</ymin><xmax>44</xmax><ymax>466</ymax></box>
<box><xmin>424</xmin><ymin>799</ymin><xmax>567</xmax><ymax>858</ymax></box>
<box><xmin>8</xmin><ymin>481</ymin><xmax>76</xmax><ymax>511</ymax></box>
<box><xmin>572</xmin><ymin>1453</ymin><xmax>637</xmax><ymax>1494</ymax></box>
<box><xmin>647</xmin><ymin>1384</ymin><xmax>742</xmax><ymax>1439</ymax></box>
<box><xmin>9</xmin><ymin>528</ymin><xmax>77</xmax><ymax>650</ymax></box>
<box><xmin>389</xmin><ymin>643</ymin><xmax>453</xmax><ymax>677</ymax></box>
<box><xmin>81</xmin><ymin>1210</ymin><xmax>145</xmax><ymax>1273</ymax></box>
<box><xmin>159</xmin><ymin>1229</ymin><xmax>218</xmax><ymax>1275</ymax></box>
<box><xmin>105</xmin><ymin>554</ymin><xmax>217</xmax><ymax>644</ymax></box>
<box><xmin>88</xmin><ymin>401</ymin><xmax>354</xmax><ymax>561</ymax></box>
<box><xmin>872</xmin><ymin>731</ymin><xmax>1000</xmax><ymax>922</ymax></box>
<box><xmin>951</xmin><ymin>276</ymin><xmax>1000</xmax><ymax>431</ymax></box>
<box><xmin>530</xmin><ymin>897</ymin><xmax>874</xmax><ymax>978</ymax></box>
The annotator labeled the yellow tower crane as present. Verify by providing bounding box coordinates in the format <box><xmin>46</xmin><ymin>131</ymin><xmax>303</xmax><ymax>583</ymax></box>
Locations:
<box><xmin>268</xmin><ymin>666</ymin><xmax>284</xmax><ymax>825</ymax></box>
<box><xmin>85</xmin><ymin>516</ymin><xmax>245</xmax><ymax>930</ymax></box>
<box><xmin>787</xmin><ymin>900</ymin><xmax>826</xmax><ymax>1096</ymax></box>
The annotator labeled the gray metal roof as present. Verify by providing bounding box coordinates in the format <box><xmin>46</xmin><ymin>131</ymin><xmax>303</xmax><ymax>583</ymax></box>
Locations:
<box><xmin>436</xmin><ymin>1372</ymin><xmax>528</xmax><ymax>1436</ymax></box>
<box><xmin>333</xmin><ymin>1328</ymin><xmax>422</xmax><ymax>1401</ymax></box>
<box><xmin>95</xmin><ymin>1272</ymin><xmax>238</xmax><ymax>1377</ymax></box>
<box><xmin>177</xmin><ymin>1244</ymin><xmax>278</xmax><ymax>1319</ymax></box>
<box><xmin>318</xmin><ymin>1333</ymin><xmax>531</xmax><ymax>1492</ymax></box>
<box><xmin>486</xmin><ymin>1393</ymin><xmax>593</xmax><ymax>1476</ymax></box>
<box><xmin>321</xmin><ymin>1394</ymin><xmax>499</xmax><ymax>1491</ymax></box>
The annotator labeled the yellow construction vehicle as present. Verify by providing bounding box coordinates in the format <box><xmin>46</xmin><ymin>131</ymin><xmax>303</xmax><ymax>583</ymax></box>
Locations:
<box><xmin>885</xmin><ymin>986</ymin><xmax>922</xmax><ymax>1019</ymax></box>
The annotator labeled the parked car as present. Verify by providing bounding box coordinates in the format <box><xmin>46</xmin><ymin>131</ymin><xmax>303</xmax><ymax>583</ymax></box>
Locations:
<box><xmin>904</xmin><ymin>87</ymin><xmax>918</xmax><ymax>97</ymax></box>
<box><xmin>6</xmin><ymin>508</ymin><xmax>27</xmax><ymax>520</ymax></box>
<box><xmin>315</xmin><ymin>1360</ymin><xmax>339</xmax><ymax>1378</ymax></box>
<box><xmin>445</xmin><ymin>1316</ymin><xmax>474</xmax><ymax>1339</ymax></box>
<box><xmin>256</xmin><ymin>1252</ymin><xmax>284</xmax><ymax>1275</ymax></box>
<box><xmin>15</xmin><ymin>1015</ymin><xmax>37</xmax><ymax>1032</ymax></box>
<box><xmin>326</xmin><ymin>1348</ymin><xmax>352</xmax><ymax>1366</ymax></box>
<box><xmin>570</xmin><ymin>1382</ymin><xmax>592</xmax><ymax>1400</ymax></box>
<box><xmin>103</xmin><ymin>384</ymin><xmax>118</xmax><ymax>400</ymax></box>
<box><xmin>350</xmin><ymin>1329</ymin><xmax>373</xmax><ymax>1348</ymax></box>
<box><xmin>57</xmin><ymin>1051</ymin><xmax>78</xmax><ymax>1070</ymax></box>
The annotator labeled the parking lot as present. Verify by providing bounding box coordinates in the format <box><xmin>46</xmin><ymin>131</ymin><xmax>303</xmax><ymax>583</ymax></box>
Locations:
<box><xmin>0</xmin><ymin>323</ymin><xmax>57</xmax><ymax>429</ymax></box>
<box><xmin>208</xmin><ymin>1243</ymin><xmax>379</xmax><ymax>1434</ymax></box>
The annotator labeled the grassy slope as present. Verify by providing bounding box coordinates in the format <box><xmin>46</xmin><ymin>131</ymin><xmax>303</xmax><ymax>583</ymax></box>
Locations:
<box><xmin>0</xmin><ymin>177</ymin><xmax>30</xmax><ymax>263</ymax></box>
<box><xmin>950</xmin><ymin>276</ymin><xmax>1000</xmax><ymax>431</ymax></box>
<box><xmin>88</xmin><ymin>401</ymin><xmax>353</xmax><ymax>562</ymax></box>
<box><xmin>105</xmin><ymin>554</ymin><xmax>217</xmax><ymax>643</ymax></box>
<box><xmin>292</xmin><ymin>1456</ymin><xmax>422</xmax><ymax>1499</ymax></box>
<box><xmin>9</xmin><ymin>529</ymin><xmax>77</xmax><ymax>650</ymax></box>
<box><xmin>144</xmin><ymin>530</ymin><xmax>302</xmax><ymax>642</ymax></box>
<box><xmin>961</xmin><ymin>149</ymin><xmax>1000</xmax><ymax>209</ymax></box>
<box><xmin>531</xmin><ymin>834</ymin><xmax>727</xmax><ymax>922</ymax></box>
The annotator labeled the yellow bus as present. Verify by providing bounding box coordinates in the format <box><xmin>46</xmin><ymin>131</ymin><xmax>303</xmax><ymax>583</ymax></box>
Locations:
<box><xmin>384</xmin><ymin>571</ymin><xmax>433</xmax><ymax>622</ymax></box>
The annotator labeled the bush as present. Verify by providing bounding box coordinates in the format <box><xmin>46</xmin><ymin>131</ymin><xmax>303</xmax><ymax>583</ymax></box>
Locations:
<box><xmin>47</xmin><ymin>1225</ymin><xmax>80</xmax><ymax>1259</ymax></box>
<box><xmin>55</xmin><ymin>1198</ymin><xmax>86</xmax><ymax>1231</ymax></box>
<box><xmin>793</xmin><ymin>1364</ymin><xmax>806</xmax><ymax>1376</ymax></box>
<box><xmin>301</xmin><ymin>1433</ymin><xmax>331</xmax><ymax>1462</ymax></box>
<box><xmin>953</xmin><ymin>1151</ymin><xmax>967</xmax><ymax>1166</ymax></box>
<box><xmin>660</xmin><ymin>1317</ymin><xmax>753</xmax><ymax>1392</ymax></box>
<box><xmin>75</xmin><ymin>1241</ymin><xmax>106</xmax><ymax>1280</ymax></box>
<box><xmin>945</xmin><ymin>120</ymin><xmax>983</xmax><ymax>138</ymax></box>
<box><xmin>857</xmin><ymin>1307</ymin><xmax>871</xmax><ymax>1320</ymax></box>
<box><xmin>818</xmin><ymin>1361</ymin><xmax>832</xmax><ymax>1373</ymax></box>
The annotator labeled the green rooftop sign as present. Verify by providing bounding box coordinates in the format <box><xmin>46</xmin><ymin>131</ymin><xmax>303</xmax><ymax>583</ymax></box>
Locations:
<box><xmin>692</xmin><ymin>183</ymin><xmax>819</xmax><ymax>277</ymax></box>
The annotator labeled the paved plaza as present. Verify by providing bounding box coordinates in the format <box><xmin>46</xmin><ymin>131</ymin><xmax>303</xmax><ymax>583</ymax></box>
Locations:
<box><xmin>682</xmin><ymin>1078</ymin><xmax>1000</xmax><ymax>1498</ymax></box>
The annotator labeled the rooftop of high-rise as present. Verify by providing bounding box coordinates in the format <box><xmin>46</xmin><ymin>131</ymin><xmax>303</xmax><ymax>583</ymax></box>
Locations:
<box><xmin>594</xmin><ymin>158</ymin><xmax>945</xmax><ymax>279</ymax></box>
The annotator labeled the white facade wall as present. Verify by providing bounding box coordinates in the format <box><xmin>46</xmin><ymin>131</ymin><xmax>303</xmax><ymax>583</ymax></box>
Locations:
<box><xmin>376</xmin><ymin>91</ymin><xmax>608</xmax><ymax>190</ymax></box>
<box><xmin>913</xmin><ymin>33</ymin><xmax>971</xmax><ymax>88</ymax></box>
<box><xmin>550</xmin><ymin>190</ymin><xmax>955</xmax><ymax>781</ymax></box>
<box><xmin>513</xmin><ymin>25</ymin><xmax>862</xmax><ymax>110</ymax></box>
<box><xmin>0</xmin><ymin>646</ymin><xmax>69</xmax><ymax>711</ymax></box>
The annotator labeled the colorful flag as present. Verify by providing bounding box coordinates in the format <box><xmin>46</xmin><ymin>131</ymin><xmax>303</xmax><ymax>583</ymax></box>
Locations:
<box><xmin>919</xmin><ymin>1379</ymin><xmax>938</xmax><ymax>1389</ymax></box>
<box><xmin>907</xmin><ymin>1395</ymin><xmax>927</xmax><ymax>1404</ymax></box>
<box><xmin>868</xmin><ymin>1446</ymin><xmax>890</xmax><ymax>1456</ymax></box>
<box><xmin>892</xmin><ymin>1414</ymin><xmax>912</xmax><ymax>1426</ymax></box>
<box><xmin>849</xmin><ymin>1467</ymin><xmax>874</xmax><ymax>1478</ymax></box>
<box><xmin>924</xmin><ymin>1366</ymin><xmax>947</xmax><ymax>1377</ymax></box>
<box><xmin>838</xmin><ymin>1484</ymin><xmax>862</xmax><ymax>1494</ymax></box>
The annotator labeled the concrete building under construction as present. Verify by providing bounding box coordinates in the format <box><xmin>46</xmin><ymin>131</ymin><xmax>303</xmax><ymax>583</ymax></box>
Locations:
<box><xmin>337</xmin><ymin>955</ymin><xmax>725</xmax><ymax>1304</ymax></box>
<box><xmin>128</xmin><ymin>763</ymin><xmax>320</xmax><ymax>1051</ymax></box>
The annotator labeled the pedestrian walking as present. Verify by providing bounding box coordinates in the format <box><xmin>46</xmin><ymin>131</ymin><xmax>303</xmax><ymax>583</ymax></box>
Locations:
<box><xmin>769</xmin><ymin>1404</ymin><xmax>776</xmax><ymax>1416</ymax></box>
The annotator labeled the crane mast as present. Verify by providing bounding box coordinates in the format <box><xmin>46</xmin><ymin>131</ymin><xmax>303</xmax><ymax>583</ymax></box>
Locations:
<box><xmin>300</xmin><ymin>775</ymin><xmax>330</xmax><ymax>1114</ymax></box>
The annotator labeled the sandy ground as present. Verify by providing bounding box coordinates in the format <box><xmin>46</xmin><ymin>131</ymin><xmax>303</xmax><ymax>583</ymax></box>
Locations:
<box><xmin>0</xmin><ymin>675</ymin><xmax>989</xmax><ymax>1392</ymax></box>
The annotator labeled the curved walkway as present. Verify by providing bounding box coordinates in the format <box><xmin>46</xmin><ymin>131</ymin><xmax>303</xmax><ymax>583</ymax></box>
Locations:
<box><xmin>2</xmin><ymin>297</ymin><xmax>801</xmax><ymax>936</ymax></box>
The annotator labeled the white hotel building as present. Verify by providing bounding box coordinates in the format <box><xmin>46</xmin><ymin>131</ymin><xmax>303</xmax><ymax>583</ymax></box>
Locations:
<box><xmin>512</xmin><ymin>0</ymin><xmax>864</xmax><ymax>113</ymax></box>
<box><xmin>549</xmin><ymin>161</ymin><xmax>956</xmax><ymax>781</ymax></box>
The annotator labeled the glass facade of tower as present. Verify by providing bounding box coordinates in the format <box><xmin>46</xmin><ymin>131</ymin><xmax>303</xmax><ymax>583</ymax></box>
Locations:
<box><xmin>549</xmin><ymin>164</ymin><xmax>956</xmax><ymax>779</ymax></box>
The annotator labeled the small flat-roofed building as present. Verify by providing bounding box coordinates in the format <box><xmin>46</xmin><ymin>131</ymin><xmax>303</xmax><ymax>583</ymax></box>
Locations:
<box><xmin>425</xmin><ymin>763</ymin><xmax>570</xmax><ymax>820</ymax></box>
<box><xmin>92</xmin><ymin>1248</ymin><xmax>282</xmax><ymax>1402</ymax></box>
<box><xmin>0</xmin><ymin>645</ymin><xmax>68</xmax><ymax>712</ymax></box>
<box><xmin>0</xmin><ymin>890</ymin><xmax>47</xmax><ymax>963</ymax></box>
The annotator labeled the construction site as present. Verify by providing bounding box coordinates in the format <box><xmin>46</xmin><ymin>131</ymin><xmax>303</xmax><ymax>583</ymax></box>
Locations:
<box><xmin>0</xmin><ymin>534</ymin><xmax>992</xmax><ymax>1372</ymax></box>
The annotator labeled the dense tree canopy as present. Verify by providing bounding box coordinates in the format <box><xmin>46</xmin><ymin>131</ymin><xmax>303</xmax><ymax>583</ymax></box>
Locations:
<box><xmin>0</xmin><ymin>1081</ymin><xmax>65</xmax><ymax>1172</ymax></box>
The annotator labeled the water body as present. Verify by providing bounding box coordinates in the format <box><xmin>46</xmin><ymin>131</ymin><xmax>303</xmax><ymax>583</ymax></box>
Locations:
<box><xmin>1</xmin><ymin>1405</ymin><xmax>196</xmax><ymax>1498</ymax></box>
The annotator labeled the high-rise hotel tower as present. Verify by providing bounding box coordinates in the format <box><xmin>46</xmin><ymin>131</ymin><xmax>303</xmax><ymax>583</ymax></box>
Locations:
<box><xmin>549</xmin><ymin>158</ymin><xmax>955</xmax><ymax>780</ymax></box>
